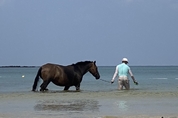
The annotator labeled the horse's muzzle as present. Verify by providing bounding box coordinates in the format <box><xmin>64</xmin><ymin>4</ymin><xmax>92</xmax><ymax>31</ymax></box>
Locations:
<box><xmin>95</xmin><ymin>75</ymin><xmax>100</xmax><ymax>79</ymax></box>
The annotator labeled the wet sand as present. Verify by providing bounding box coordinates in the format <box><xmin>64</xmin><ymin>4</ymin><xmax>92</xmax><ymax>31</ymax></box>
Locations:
<box><xmin>0</xmin><ymin>90</ymin><xmax>178</xmax><ymax>118</ymax></box>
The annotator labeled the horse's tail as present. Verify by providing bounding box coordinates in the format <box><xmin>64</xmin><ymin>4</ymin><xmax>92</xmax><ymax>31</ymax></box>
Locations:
<box><xmin>32</xmin><ymin>67</ymin><xmax>42</xmax><ymax>91</ymax></box>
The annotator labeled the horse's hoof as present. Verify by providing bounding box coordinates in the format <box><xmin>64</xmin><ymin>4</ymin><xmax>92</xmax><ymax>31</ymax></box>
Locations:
<box><xmin>44</xmin><ymin>88</ymin><xmax>48</xmax><ymax>91</ymax></box>
<box><xmin>40</xmin><ymin>88</ymin><xmax>49</xmax><ymax>92</ymax></box>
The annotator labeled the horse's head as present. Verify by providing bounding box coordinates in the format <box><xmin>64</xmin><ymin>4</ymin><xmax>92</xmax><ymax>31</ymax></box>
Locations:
<box><xmin>89</xmin><ymin>61</ymin><xmax>100</xmax><ymax>79</ymax></box>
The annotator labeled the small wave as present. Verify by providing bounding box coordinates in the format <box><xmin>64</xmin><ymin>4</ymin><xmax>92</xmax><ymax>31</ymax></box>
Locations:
<box><xmin>151</xmin><ymin>78</ymin><xmax>168</xmax><ymax>80</ymax></box>
<box><xmin>175</xmin><ymin>78</ymin><xmax>178</xmax><ymax>80</ymax></box>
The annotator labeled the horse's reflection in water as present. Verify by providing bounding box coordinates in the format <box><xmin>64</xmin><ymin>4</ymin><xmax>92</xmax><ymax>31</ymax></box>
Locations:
<box><xmin>34</xmin><ymin>99</ymin><xmax>100</xmax><ymax>112</ymax></box>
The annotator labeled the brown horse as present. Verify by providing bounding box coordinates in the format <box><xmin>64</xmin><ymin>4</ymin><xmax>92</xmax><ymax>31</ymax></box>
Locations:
<box><xmin>32</xmin><ymin>61</ymin><xmax>100</xmax><ymax>91</ymax></box>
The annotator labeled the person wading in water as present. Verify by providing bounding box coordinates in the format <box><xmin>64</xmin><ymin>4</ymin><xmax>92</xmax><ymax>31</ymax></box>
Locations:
<box><xmin>111</xmin><ymin>58</ymin><xmax>138</xmax><ymax>90</ymax></box>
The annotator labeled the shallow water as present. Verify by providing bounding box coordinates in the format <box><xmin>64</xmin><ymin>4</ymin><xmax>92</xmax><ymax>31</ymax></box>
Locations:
<box><xmin>0</xmin><ymin>90</ymin><xmax>178</xmax><ymax>118</ymax></box>
<box><xmin>0</xmin><ymin>66</ymin><xmax>178</xmax><ymax>117</ymax></box>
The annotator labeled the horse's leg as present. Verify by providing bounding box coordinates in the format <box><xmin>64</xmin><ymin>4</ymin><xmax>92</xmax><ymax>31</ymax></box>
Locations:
<box><xmin>75</xmin><ymin>84</ymin><xmax>80</xmax><ymax>91</ymax></box>
<box><xmin>64</xmin><ymin>86</ymin><xmax>70</xmax><ymax>91</ymax></box>
<box><xmin>40</xmin><ymin>80</ymin><xmax>51</xmax><ymax>91</ymax></box>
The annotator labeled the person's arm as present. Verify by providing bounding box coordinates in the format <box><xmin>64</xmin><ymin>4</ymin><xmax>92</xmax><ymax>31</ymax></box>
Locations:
<box><xmin>111</xmin><ymin>66</ymin><xmax>118</xmax><ymax>83</ymax></box>
<box><xmin>129</xmin><ymin>69</ymin><xmax>138</xmax><ymax>85</ymax></box>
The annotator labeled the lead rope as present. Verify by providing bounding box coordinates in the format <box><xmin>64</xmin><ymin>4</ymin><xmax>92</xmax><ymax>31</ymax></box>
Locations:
<box><xmin>99</xmin><ymin>79</ymin><xmax>111</xmax><ymax>83</ymax></box>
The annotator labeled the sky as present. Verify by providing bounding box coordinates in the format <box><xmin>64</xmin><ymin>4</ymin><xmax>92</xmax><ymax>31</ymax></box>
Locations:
<box><xmin>0</xmin><ymin>0</ymin><xmax>178</xmax><ymax>66</ymax></box>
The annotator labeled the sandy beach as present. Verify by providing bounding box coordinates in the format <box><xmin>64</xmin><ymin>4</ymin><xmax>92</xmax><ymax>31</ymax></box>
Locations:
<box><xmin>0</xmin><ymin>90</ymin><xmax>178</xmax><ymax>118</ymax></box>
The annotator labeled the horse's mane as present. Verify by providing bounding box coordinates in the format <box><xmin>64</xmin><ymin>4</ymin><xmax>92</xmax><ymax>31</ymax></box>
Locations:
<box><xmin>71</xmin><ymin>61</ymin><xmax>92</xmax><ymax>66</ymax></box>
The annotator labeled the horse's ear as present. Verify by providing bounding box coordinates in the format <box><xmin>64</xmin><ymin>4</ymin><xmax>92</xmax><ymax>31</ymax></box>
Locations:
<box><xmin>94</xmin><ymin>61</ymin><xmax>96</xmax><ymax>64</ymax></box>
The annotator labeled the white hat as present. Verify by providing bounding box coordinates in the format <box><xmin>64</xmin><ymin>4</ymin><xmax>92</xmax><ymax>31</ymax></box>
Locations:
<box><xmin>122</xmin><ymin>58</ymin><xmax>128</xmax><ymax>62</ymax></box>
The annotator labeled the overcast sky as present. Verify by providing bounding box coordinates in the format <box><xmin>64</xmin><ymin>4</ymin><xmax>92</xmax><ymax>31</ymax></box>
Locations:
<box><xmin>0</xmin><ymin>0</ymin><xmax>178</xmax><ymax>66</ymax></box>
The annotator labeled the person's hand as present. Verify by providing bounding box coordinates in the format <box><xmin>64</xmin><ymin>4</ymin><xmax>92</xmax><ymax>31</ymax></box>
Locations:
<box><xmin>134</xmin><ymin>81</ymin><xmax>138</xmax><ymax>85</ymax></box>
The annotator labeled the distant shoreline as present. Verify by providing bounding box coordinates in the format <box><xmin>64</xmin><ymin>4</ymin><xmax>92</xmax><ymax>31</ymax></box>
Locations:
<box><xmin>0</xmin><ymin>66</ymin><xmax>38</xmax><ymax>68</ymax></box>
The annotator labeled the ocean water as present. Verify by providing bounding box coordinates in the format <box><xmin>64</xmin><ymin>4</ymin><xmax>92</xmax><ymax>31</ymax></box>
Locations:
<box><xmin>0</xmin><ymin>66</ymin><xmax>178</xmax><ymax>92</ymax></box>
<box><xmin>0</xmin><ymin>66</ymin><xmax>178</xmax><ymax>117</ymax></box>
